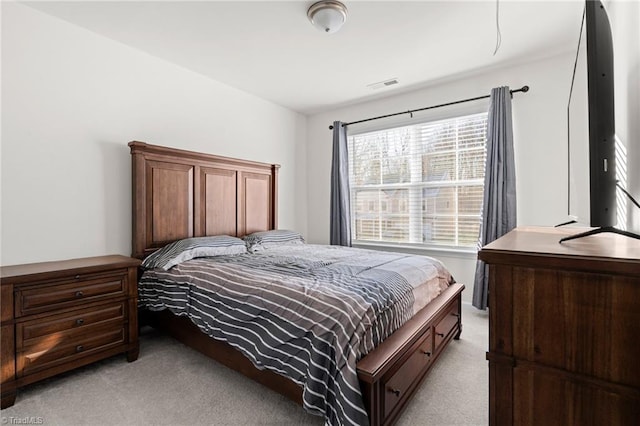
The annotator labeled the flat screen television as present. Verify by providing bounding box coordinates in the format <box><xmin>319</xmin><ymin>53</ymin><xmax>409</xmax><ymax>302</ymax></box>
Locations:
<box><xmin>564</xmin><ymin>0</ymin><xmax>638</xmax><ymax>242</ymax></box>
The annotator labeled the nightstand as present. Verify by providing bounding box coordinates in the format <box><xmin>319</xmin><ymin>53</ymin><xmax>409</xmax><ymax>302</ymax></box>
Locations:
<box><xmin>1</xmin><ymin>255</ymin><xmax>141</xmax><ymax>408</ymax></box>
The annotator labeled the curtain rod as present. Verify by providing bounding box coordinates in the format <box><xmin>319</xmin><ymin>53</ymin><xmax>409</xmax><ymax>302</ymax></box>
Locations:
<box><xmin>328</xmin><ymin>85</ymin><xmax>529</xmax><ymax>130</ymax></box>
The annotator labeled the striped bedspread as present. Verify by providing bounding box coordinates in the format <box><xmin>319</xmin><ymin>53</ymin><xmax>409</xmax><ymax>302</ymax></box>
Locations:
<box><xmin>138</xmin><ymin>244</ymin><xmax>453</xmax><ymax>425</ymax></box>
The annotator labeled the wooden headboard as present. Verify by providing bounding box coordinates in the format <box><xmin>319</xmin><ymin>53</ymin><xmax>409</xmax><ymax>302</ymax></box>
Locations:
<box><xmin>129</xmin><ymin>141</ymin><xmax>279</xmax><ymax>259</ymax></box>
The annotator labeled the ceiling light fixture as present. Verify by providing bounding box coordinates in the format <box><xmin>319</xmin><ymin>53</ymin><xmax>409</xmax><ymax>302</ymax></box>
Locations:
<box><xmin>307</xmin><ymin>1</ymin><xmax>348</xmax><ymax>34</ymax></box>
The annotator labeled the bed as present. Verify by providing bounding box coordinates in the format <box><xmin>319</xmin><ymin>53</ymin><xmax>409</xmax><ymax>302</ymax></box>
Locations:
<box><xmin>129</xmin><ymin>141</ymin><xmax>464</xmax><ymax>426</ymax></box>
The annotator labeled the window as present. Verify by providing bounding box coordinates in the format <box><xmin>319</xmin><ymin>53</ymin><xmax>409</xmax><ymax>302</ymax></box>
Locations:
<box><xmin>348</xmin><ymin>112</ymin><xmax>488</xmax><ymax>248</ymax></box>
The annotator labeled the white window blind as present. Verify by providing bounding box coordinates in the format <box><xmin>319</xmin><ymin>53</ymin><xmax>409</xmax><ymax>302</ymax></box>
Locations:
<box><xmin>348</xmin><ymin>112</ymin><xmax>488</xmax><ymax>248</ymax></box>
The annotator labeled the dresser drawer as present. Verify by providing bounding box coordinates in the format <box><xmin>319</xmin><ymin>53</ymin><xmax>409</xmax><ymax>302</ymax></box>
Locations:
<box><xmin>383</xmin><ymin>330</ymin><xmax>433</xmax><ymax>419</ymax></box>
<box><xmin>16</xmin><ymin>302</ymin><xmax>126</xmax><ymax>350</ymax></box>
<box><xmin>17</xmin><ymin>324</ymin><xmax>126</xmax><ymax>376</ymax></box>
<box><xmin>14</xmin><ymin>270</ymin><xmax>128</xmax><ymax>317</ymax></box>
<box><xmin>434</xmin><ymin>303</ymin><xmax>460</xmax><ymax>351</ymax></box>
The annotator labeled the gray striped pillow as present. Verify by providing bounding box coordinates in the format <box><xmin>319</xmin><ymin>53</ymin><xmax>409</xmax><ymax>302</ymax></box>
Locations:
<box><xmin>142</xmin><ymin>235</ymin><xmax>247</xmax><ymax>270</ymax></box>
<box><xmin>243</xmin><ymin>230</ymin><xmax>305</xmax><ymax>253</ymax></box>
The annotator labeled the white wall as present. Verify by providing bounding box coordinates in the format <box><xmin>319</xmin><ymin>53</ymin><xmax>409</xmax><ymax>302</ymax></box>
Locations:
<box><xmin>3</xmin><ymin>0</ymin><xmax>635</xmax><ymax>275</ymax></box>
<box><xmin>306</xmin><ymin>53</ymin><xmax>576</xmax><ymax>302</ymax></box>
<box><xmin>1</xmin><ymin>2</ymin><xmax>307</xmax><ymax>265</ymax></box>
<box><xmin>306</xmin><ymin>0</ymin><xmax>639</xmax><ymax>302</ymax></box>
<box><xmin>307</xmin><ymin>53</ymin><xmax>578</xmax><ymax>241</ymax></box>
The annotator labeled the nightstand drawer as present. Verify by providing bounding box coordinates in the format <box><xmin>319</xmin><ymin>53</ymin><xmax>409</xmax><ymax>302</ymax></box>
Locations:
<box><xmin>17</xmin><ymin>302</ymin><xmax>126</xmax><ymax>349</ymax></box>
<box><xmin>15</xmin><ymin>270</ymin><xmax>128</xmax><ymax>317</ymax></box>
<box><xmin>17</xmin><ymin>324</ymin><xmax>126</xmax><ymax>376</ymax></box>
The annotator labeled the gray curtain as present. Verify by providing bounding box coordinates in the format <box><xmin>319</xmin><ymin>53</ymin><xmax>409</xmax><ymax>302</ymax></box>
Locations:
<box><xmin>472</xmin><ymin>87</ymin><xmax>517</xmax><ymax>310</ymax></box>
<box><xmin>330</xmin><ymin>121</ymin><xmax>352</xmax><ymax>246</ymax></box>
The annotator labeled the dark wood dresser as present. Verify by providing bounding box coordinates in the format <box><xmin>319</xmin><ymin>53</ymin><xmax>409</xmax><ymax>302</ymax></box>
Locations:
<box><xmin>478</xmin><ymin>226</ymin><xmax>640</xmax><ymax>425</ymax></box>
<box><xmin>1</xmin><ymin>255</ymin><xmax>141</xmax><ymax>408</ymax></box>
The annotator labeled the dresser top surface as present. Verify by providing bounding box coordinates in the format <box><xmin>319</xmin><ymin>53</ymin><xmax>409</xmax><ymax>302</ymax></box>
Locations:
<box><xmin>479</xmin><ymin>226</ymin><xmax>640</xmax><ymax>271</ymax></box>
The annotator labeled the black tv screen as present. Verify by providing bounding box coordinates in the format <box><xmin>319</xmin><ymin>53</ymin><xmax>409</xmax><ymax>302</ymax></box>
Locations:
<box><xmin>568</xmin><ymin>0</ymin><xmax>616</xmax><ymax>227</ymax></box>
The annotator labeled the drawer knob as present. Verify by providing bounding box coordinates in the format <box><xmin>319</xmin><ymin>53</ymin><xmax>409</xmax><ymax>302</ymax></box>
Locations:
<box><xmin>75</xmin><ymin>274</ymin><xmax>81</xmax><ymax>280</ymax></box>
<box><xmin>76</xmin><ymin>345</ymin><xmax>84</xmax><ymax>352</ymax></box>
<box><xmin>421</xmin><ymin>350</ymin><xmax>432</xmax><ymax>357</ymax></box>
<box><xmin>388</xmin><ymin>388</ymin><xmax>401</xmax><ymax>397</ymax></box>
<box><xmin>75</xmin><ymin>291</ymin><xmax>84</xmax><ymax>298</ymax></box>
<box><xmin>436</xmin><ymin>332</ymin><xmax>444</xmax><ymax>338</ymax></box>
<box><xmin>451</xmin><ymin>313</ymin><xmax>460</xmax><ymax>318</ymax></box>
<box><xmin>76</xmin><ymin>318</ymin><xmax>84</xmax><ymax>326</ymax></box>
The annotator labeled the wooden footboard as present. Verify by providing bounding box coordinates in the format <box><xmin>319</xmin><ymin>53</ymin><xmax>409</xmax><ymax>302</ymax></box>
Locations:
<box><xmin>144</xmin><ymin>283</ymin><xmax>464</xmax><ymax>425</ymax></box>
<box><xmin>358</xmin><ymin>283</ymin><xmax>464</xmax><ymax>425</ymax></box>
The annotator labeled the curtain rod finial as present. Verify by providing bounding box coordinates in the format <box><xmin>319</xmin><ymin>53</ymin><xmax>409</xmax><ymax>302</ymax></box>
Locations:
<box><xmin>521</xmin><ymin>85</ymin><xmax>529</xmax><ymax>92</ymax></box>
<box><xmin>329</xmin><ymin>125</ymin><xmax>334</xmax><ymax>130</ymax></box>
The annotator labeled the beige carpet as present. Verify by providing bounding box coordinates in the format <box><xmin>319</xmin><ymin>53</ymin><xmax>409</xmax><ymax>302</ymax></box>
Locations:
<box><xmin>1</xmin><ymin>303</ymin><xmax>488</xmax><ymax>425</ymax></box>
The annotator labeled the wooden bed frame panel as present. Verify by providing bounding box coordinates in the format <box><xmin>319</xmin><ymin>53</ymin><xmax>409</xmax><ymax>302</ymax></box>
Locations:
<box><xmin>130</xmin><ymin>141</ymin><xmax>464</xmax><ymax>425</ymax></box>
<box><xmin>130</xmin><ymin>141</ymin><xmax>279</xmax><ymax>258</ymax></box>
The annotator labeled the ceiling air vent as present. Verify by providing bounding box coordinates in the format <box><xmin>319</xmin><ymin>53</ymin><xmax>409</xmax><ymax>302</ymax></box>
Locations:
<box><xmin>367</xmin><ymin>78</ymin><xmax>399</xmax><ymax>90</ymax></box>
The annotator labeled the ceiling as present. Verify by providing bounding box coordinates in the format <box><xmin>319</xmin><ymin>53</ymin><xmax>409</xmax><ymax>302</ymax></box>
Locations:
<box><xmin>24</xmin><ymin>1</ymin><xmax>585</xmax><ymax>115</ymax></box>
